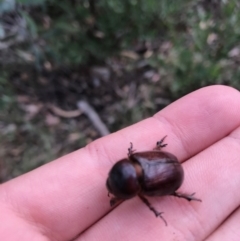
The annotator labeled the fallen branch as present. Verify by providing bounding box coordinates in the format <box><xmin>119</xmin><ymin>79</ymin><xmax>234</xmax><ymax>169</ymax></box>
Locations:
<box><xmin>77</xmin><ymin>100</ymin><xmax>110</xmax><ymax>136</ymax></box>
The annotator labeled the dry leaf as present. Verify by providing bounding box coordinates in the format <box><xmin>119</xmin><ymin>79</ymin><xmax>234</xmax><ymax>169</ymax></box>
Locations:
<box><xmin>120</xmin><ymin>50</ymin><xmax>139</xmax><ymax>60</ymax></box>
<box><xmin>67</xmin><ymin>133</ymin><xmax>81</xmax><ymax>143</ymax></box>
<box><xmin>45</xmin><ymin>114</ymin><xmax>60</xmax><ymax>126</ymax></box>
<box><xmin>21</xmin><ymin>103</ymin><xmax>43</xmax><ymax>119</ymax></box>
<box><xmin>207</xmin><ymin>33</ymin><xmax>218</xmax><ymax>45</ymax></box>
<box><xmin>48</xmin><ymin>104</ymin><xmax>82</xmax><ymax>118</ymax></box>
<box><xmin>17</xmin><ymin>95</ymin><xmax>31</xmax><ymax>103</ymax></box>
<box><xmin>228</xmin><ymin>47</ymin><xmax>240</xmax><ymax>58</ymax></box>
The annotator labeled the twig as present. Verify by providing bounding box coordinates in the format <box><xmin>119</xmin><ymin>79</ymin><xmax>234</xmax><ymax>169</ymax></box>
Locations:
<box><xmin>48</xmin><ymin>104</ymin><xmax>82</xmax><ymax>118</ymax></box>
<box><xmin>77</xmin><ymin>100</ymin><xmax>110</xmax><ymax>136</ymax></box>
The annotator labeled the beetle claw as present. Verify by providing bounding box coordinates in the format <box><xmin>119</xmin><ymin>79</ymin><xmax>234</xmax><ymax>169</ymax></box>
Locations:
<box><xmin>172</xmin><ymin>192</ymin><xmax>202</xmax><ymax>202</ymax></box>
<box><xmin>138</xmin><ymin>195</ymin><xmax>168</xmax><ymax>226</ymax></box>
<box><xmin>128</xmin><ymin>142</ymin><xmax>136</xmax><ymax>156</ymax></box>
<box><xmin>155</xmin><ymin>135</ymin><xmax>168</xmax><ymax>150</ymax></box>
<box><xmin>156</xmin><ymin>212</ymin><xmax>168</xmax><ymax>226</ymax></box>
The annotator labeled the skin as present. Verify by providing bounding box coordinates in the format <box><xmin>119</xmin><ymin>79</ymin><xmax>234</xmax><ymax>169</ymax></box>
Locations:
<box><xmin>1</xmin><ymin>85</ymin><xmax>240</xmax><ymax>241</ymax></box>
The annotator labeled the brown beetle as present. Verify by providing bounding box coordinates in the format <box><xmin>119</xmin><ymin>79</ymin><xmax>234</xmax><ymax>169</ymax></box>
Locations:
<box><xmin>106</xmin><ymin>136</ymin><xmax>201</xmax><ymax>225</ymax></box>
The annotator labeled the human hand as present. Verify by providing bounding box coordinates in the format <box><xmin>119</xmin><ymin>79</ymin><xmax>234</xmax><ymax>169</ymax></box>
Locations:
<box><xmin>1</xmin><ymin>85</ymin><xmax>240</xmax><ymax>241</ymax></box>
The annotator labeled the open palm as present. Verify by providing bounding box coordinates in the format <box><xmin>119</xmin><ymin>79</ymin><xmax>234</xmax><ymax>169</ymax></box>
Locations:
<box><xmin>1</xmin><ymin>85</ymin><xmax>240</xmax><ymax>241</ymax></box>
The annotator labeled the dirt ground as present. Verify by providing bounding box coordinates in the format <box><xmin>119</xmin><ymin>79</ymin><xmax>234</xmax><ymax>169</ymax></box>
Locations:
<box><xmin>0</xmin><ymin>58</ymin><xmax>172</xmax><ymax>182</ymax></box>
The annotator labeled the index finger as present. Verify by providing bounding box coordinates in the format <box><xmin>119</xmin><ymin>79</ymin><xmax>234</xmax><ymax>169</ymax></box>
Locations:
<box><xmin>1</xmin><ymin>85</ymin><xmax>239</xmax><ymax>241</ymax></box>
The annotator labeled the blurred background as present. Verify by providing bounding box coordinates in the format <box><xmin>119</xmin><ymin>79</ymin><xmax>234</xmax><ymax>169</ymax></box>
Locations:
<box><xmin>0</xmin><ymin>0</ymin><xmax>240</xmax><ymax>182</ymax></box>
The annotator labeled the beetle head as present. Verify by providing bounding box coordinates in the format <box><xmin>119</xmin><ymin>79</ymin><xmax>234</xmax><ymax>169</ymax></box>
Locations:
<box><xmin>106</xmin><ymin>159</ymin><xmax>140</xmax><ymax>199</ymax></box>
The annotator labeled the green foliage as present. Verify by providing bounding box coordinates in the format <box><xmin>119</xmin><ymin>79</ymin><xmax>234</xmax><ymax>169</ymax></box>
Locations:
<box><xmin>147</xmin><ymin>0</ymin><xmax>240</xmax><ymax>96</ymax></box>
<box><xmin>0</xmin><ymin>72</ymin><xmax>14</xmax><ymax>111</ymax></box>
<box><xmin>16</xmin><ymin>0</ymin><xmax>46</xmax><ymax>6</ymax></box>
<box><xmin>1</xmin><ymin>0</ymin><xmax>240</xmax><ymax>92</ymax></box>
<box><xmin>10</xmin><ymin>0</ymin><xmax>191</xmax><ymax>65</ymax></box>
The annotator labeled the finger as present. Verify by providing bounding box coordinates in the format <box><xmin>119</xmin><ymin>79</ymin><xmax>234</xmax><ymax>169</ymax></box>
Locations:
<box><xmin>96</xmin><ymin>85</ymin><xmax>240</xmax><ymax>162</ymax></box>
<box><xmin>205</xmin><ymin>207</ymin><xmax>240</xmax><ymax>241</ymax></box>
<box><xmin>76</xmin><ymin>126</ymin><xmax>240</xmax><ymax>241</ymax></box>
<box><xmin>155</xmin><ymin>85</ymin><xmax>240</xmax><ymax>161</ymax></box>
<box><xmin>0</xmin><ymin>204</ymin><xmax>44</xmax><ymax>241</ymax></box>
<box><xmin>0</xmin><ymin>86</ymin><xmax>240</xmax><ymax>241</ymax></box>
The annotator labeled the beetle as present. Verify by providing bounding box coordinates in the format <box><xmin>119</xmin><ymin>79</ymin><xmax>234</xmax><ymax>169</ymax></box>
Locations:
<box><xmin>106</xmin><ymin>136</ymin><xmax>201</xmax><ymax>225</ymax></box>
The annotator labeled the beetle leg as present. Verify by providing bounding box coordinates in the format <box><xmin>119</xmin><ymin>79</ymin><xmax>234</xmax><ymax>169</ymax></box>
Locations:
<box><xmin>154</xmin><ymin>135</ymin><xmax>168</xmax><ymax>150</ymax></box>
<box><xmin>138</xmin><ymin>195</ymin><xmax>167</xmax><ymax>226</ymax></box>
<box><xmin>128</xmin><ymin>142</ymin><xmax>136</xmax><ymax>156</ymax></box>
<box><xmin>172</xmin><ymin>192</ymin><xmax>202</xmax><ymax>202</ymax></box>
